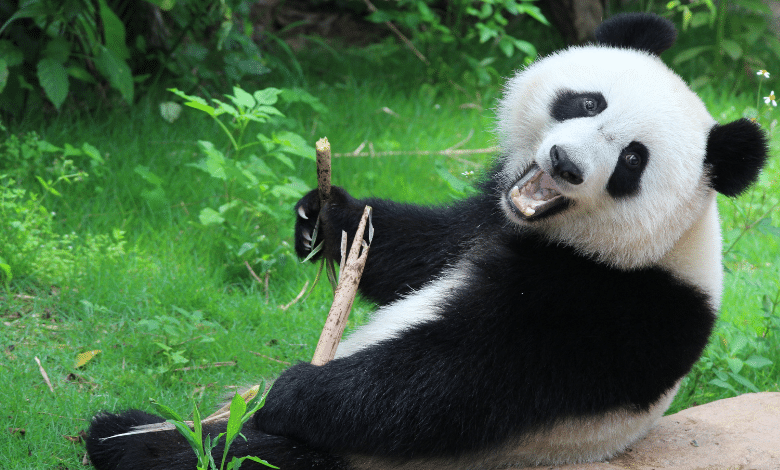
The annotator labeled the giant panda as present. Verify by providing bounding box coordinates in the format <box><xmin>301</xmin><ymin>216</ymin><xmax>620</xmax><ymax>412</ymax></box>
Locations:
<box><xmin>86</xmin><ymin>12</ymin><xmax>770</xmax><ymax>470</ymax></box>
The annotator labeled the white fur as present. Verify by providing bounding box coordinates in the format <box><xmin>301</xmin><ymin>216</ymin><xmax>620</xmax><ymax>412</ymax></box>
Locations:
<box><xmin>335</xmin><ymin>270</ymin><xmax>465</xmax><ymax>359</ymax></box>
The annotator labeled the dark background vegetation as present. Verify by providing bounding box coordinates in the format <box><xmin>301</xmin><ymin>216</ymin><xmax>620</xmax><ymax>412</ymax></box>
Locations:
<box><xmin>1</xmin><ymin>0</ymin><xmax>779</xmax><ymax>468</ymax></box>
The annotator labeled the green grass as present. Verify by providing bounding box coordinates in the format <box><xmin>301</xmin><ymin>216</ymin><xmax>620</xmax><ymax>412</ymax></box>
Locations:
<box><xmin>1</xmin><ymin>42</ymin><xmax>779</xmax><ymax>468</ymax></box>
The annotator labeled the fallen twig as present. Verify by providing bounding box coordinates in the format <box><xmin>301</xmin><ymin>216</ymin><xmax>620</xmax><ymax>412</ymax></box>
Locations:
<box><xmin>173</xmin><ymin>361</ymin><xmax>236</xmax><ymax>372</ymax></box>
<box><xmin>279</xmin><ymin>281</ymin><xmax>309</xmax><ymax>311</ymax></box>
<box><xmin>249</xmin><ymin>351</ymin><xmax>292</xmax><ymax>366</ymax></box>
<box><xmin>34</xmin><ymin>356</ymin><xmax>54</xmax><ymax>393</ymax></box>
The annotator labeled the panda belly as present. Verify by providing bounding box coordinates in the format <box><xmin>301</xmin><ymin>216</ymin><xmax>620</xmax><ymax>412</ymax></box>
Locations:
<box><xmin>499</xmin><ymin>381</ymin><xmax>680</xmax><ymax>466</ymax></box>
<box><xmin>345</xmin><ymin>384</ymin><xmax>679</xmax><ymax>470</ymax></box>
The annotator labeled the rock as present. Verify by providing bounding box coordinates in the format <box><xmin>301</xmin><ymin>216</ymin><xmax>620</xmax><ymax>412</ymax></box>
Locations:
<box><xmin>526</xmin><ymin>392</ymin><xmax>780</xmax><ymax>470</ymax></box>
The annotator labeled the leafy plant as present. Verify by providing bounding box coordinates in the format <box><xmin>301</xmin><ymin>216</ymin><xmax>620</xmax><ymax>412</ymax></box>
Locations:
<box><xmin>365</xmin><ymin>0</ymin><xmax>547</xmax><ymax>87</ymax></box>
<box><xmin>153</xmin><ymin>1</ymin><xmax>270</xmax><ymax>93</ymax></box>
<box><xmin>0</xmin><ymin>126</ymin><xmax>105</xmax><ymax>190</ymax></box>
<box><xmin>665</xmin><ymin>0</ymin><xmax>780</xmax><ymax>90</ymax></box>
<box><xmin>150</xmin><ymin>386</ymin><xmax>277</xmax><ymax>470</ymax></box>
<box><xmin>137</xmin><ymin>306</ymin><xmax>224</xmax><ymax>375</ymax></box>
<box><xmin>0</xmin><ymin>0</ymin><xmax>141</xmax><ymax>112</ymax></box>
<box><xmin>695</xmin><ymin>321</ymin><xmax>774</xmax><ymax>395</ymax></box>
<box><xmin>163</xmin><ymin>86</ymin><xmax>323</xmax><ymax>275</ymax></box>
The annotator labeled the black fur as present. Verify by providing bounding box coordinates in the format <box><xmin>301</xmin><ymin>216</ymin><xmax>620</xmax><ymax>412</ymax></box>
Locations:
<box><xmin>87</xmin><ymin>410</ymin><xmax>348</xmax><ymax>470</ymax></box>
<box><xmin>550</xmin><ymin>91</ymin><xmax>607</xmax><ymax>122</ymax></box>
<box><xmin>88</xmin><ymin>173</ymin><xmax>717</xmax><ymax>470</ymax></box>
<box><xmin>607</xmin><ymin>141</ymin><xmax>650</xmax><ymax>198</ymax></box>
<box><xmin>257</xmin><ymin>226</ymin><xmax>715</xmax><ymax>461</ymax></box>
<box><xmin>294</xmin><ymin>175</ymin><xmax>504</xmax><ymax>306</ymax></box>
<box><xmin>595</xmin><ymin>12</ymin><xmax>677</xmax><ymax>56</ymax></box>
<box><xmin>706</xmin><ymin>118</ymin><xmax>770</xmax><ymax>197</ymax></box>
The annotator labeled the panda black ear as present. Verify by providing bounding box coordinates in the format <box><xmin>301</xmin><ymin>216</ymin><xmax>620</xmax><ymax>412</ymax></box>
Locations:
<box><xmin>595</xmin><ymin>13</ymin><xmax>677</xmax><ymax>56</ymax></box>
<box><xmin>706</xmin><ymin>118</ymin><xmax>770</xmax><ymax>197</ymax></box>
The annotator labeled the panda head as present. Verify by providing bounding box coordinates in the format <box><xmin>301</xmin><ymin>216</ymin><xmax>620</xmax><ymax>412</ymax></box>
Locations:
<box><xmin>496</xmin><ymin>13</ymin><xmax>769</xmax><ymax>269</ymax></box>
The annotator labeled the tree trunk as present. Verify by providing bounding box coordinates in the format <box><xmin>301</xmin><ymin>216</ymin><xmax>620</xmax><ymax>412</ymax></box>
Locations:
<box><xmin>539</xmin><ymin>0</ymin><xmax>608</xmax><ymax>45</ymax></box>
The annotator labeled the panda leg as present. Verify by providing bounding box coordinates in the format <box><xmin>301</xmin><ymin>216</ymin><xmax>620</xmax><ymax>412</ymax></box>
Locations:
<box><xmin>86</xmin><ymin>409</ymin><xmax>351</xmax><ymax>470</ymax></box>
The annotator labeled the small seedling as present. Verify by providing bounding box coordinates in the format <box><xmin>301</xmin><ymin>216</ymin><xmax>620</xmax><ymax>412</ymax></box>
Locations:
<box><xmin>151</xmin><ymin>385</ymin><xmax>277</xmax><ymax>470</ymax></box>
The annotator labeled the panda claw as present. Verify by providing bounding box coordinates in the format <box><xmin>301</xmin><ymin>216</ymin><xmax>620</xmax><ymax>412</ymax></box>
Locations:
<box><xmin>302</xmin><ymin>230</ymin><xmax>312</xmax><ymax>242</ymax></box>
<box><xmin>297</xmin><ymin>206</ymin><xmax>308</xmax><ymax>220</ymax></box>
<box><xmin>303</xmin><ymin>241</ymin><xmax>311</xmax><ymax>250</ymax></box>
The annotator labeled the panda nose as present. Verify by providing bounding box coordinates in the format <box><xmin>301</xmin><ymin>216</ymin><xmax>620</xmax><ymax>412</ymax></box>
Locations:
<box><xmin>550</xmin><ymin>145</ymin><xmax>584</xmax><ymax>185</ymax></box>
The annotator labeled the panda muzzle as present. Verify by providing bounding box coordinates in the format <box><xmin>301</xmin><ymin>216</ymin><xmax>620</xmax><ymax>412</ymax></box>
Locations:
<box><xmin>508</xmin><ymin>165</ymin><xmax>567</xmax><ymax>220</ymax></box>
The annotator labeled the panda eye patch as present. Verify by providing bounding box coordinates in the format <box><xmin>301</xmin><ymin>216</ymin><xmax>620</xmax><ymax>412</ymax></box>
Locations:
<box><xmin>551</xmin><ymin>91</ymin><xmax>607</xmax><ymax>121</ymax></box>
<box><xmin>607</xmin><ymin>142</ymin><xmax>650</xmax><ymax>198</ymax></box>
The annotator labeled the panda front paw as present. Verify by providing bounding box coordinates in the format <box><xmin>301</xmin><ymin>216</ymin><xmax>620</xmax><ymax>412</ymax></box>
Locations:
<box><xmin>294</xmin><ymin>189</ymin><xmax>321</xmax><ymax>259</ymax></box>
<box><xmin>293</xmin><ymin>186</ymin><xmax>358</xmax><ymax>261</ymax></box>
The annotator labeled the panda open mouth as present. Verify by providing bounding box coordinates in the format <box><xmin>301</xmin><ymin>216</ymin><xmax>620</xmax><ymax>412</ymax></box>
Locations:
<box><xmin>508</xmin><ymin>165</ymin><xmax>567</xmax><ymax>220</ymax></box>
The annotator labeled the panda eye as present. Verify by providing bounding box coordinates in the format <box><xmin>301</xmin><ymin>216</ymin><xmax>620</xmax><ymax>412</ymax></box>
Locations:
<box><xmin>623</xmin><ymin>152</ymin><xmax>641</xmax><ymax>168</ymax></box>
<box><xmin>584</xmin><ymin>99</ymin><xmax>596</xmax><ymax>111</ymax></box>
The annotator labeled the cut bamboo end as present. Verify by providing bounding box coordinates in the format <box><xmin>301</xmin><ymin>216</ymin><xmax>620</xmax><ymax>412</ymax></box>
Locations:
<box><xmin>316</xmin><ymin>137</ymin><xmax>331</xmax><ymax>203</ymax></box>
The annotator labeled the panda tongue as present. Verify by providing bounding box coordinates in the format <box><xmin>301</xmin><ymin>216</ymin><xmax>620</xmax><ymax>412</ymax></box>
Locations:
<box><xmin>509</xmin><ymin>167</ymin><xmax>562</xmax><ymax>218</ymax></box>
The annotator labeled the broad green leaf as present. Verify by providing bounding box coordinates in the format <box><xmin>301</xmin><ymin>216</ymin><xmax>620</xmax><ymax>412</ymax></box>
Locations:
<box><xmin>237</xmin><ymin>243</ymin><xmax>256</xmax><ymax>257</ymax></box>
<box><xmin>134</xmin><ymin>165</ymin><xmax>163</xmax><ymax>186</ymax></box>
<box><xmin>727</xmin><ymin>372</ymin><xmax>759</xmax><ymax>393</ymax></box>
<box><xmin>755</xmin><ymin>218</ymin><xmax>780</xmax><ymax>238</ymax></box>
<box><xmin>744</xmin><ymin>355</ymin><xmax>773</xmax><ymax>369</ymax></box>
<box><xmin>150</xmin><ymin>399</ymin><xmax>185</xmax><ymax>422</ymax></box>
<box><xmin>94</xmin><ymin>45</ymin><xmax>134</xmax><ymax>104</ymax></box>
<box><xmin>143</xmin><ymin>0</ymin><xmax>176</xmax><ymax>10</ymax></box>
<box><xmin>98</xmin><ymin>0</ymin><xmax>130</xmax><ymax>60</ymax></box>
<box><xmin>220</xmin><ymin>393</ymin><xmax>247</xmax><ymax>469</ymax></box>
<box><xmin>673</xmin><ymin>46</ymin><xmax>713</xmax><ymax>65</ymax></box>
<box><xmin>229</xmin><ymin>455</ymin><xmax>279</xmax><ymax>469</ymax></box>
<box><xmin>0</xmin><ymin>259</ymin><xmax>12</xmax><ymax>281</ymax></box>
<box><xmin>275</xmin><ymin>131</ymin><xmax>315</xmax><ymax>159</ymax></box>
<box><xmin>0</xmin><ymin>40</ymin><xmax>23</xmax><ymax>67</ymax></box>
<box><xmin>0</xmin><ymin>58</ymin><xmax>7</xmax><ymax>94</ymax></box>
<box><xmin>193</xmin><ymin>403</ymin><xmax>204</xmax><ymax>456</ymax></box>
<box><xmin>218</xmin><ymin>200</ymin><xmax>241</xmax><ymax>214</ymax></box>
<box><xmin>82</xmin><ymin>143</ymin><xmax>104</xmax><ymax>163</ymax></box>
<box><xmin>199</xmin><ymin>207</ymin><xmax>225</xmax><ymax>225</ymax></box>
<box><xmin>271</xmin><ymin>184</ymin><xmax>305</xmax><ymax>199</ymax></box>
<box><xmin>230</xmin><ymin>87</ymin><xmax>256</xmax><ymax>109</ymax></box>
<box><xmin>184</xmin><ymin>100</ymin><xmax>216</xmax><ymax>116</ymax></box>
<box><xmin>720</xmin><ymin>39</ymin><xmax>742</xmax><ymax>60</ymax></box>
<box><xmin>726</xmin><ymin>357</ymin><xmax>743</xmax><ymax>374</ymax></box>
<box><xmin>37</xmin><ymin>58</ymin><xmax>69</xmax><ymax>110</ymax></box>
<box><xmin>43</xmin><ymin>37</ymin><xmax>71</xmax><ymax>63</ymax></box>
<box><xmin>37</xmin><ymin>140</ymin><xmax>62</xmax><ymax>153</ymax></box>
<box><xmin>728</xmin><ymin>334</ymin><xmax>748</xmax><ymax>355</ymax></box>
<box><xmin>513</xmin><ymin>39</ymin><xmax>537</xmax><ymax>58</ymax></box>
<box><xmin>141</xmin><ymin>186</ymin><xmax>166</xmax><ymax>204</ymax></box>
<box><xmin>66</xmin><ymin>66</ymin><xmax>97</xmax><ymax>84</ymax></box>
<box><xmin>63</xmin><ymin>143</ymin><xmax>82</xmax><ymax>157</ymax></box>
<box><xmin>253</xmin><ymin>88</ymin><xmax>282</xmax><ymax>105</ymax></box>
<box><xmin>213</xmin><ymin>99</ymin><xmax>239</xmax><ymax>118</ymax></box>
<box><xmin>708</xmin><ymin>378</ymin><xmax>737</xmax><ymax>393</ymax></box>
<box><xmin>498</xmin><ymin>36</ymin><xmax>514</xmax><ymax>57</ymax></box>
<box><xmin>0</xmin><ymin>2</ymin><xmax>48</xmax><ymax>36</ymax></box>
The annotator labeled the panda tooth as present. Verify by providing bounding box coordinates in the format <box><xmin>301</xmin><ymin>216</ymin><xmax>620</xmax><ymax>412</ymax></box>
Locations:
<box><xmin>522</xmin><ymin>207</ymin><xmax>536</xmax><ymax>216</ymax></box>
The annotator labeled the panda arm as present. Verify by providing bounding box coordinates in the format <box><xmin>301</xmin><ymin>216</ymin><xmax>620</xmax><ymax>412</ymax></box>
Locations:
<box><xmin>294</xmin><ymin>186</ymin><xmax>500</xmax><ymax>305</ymax></box>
